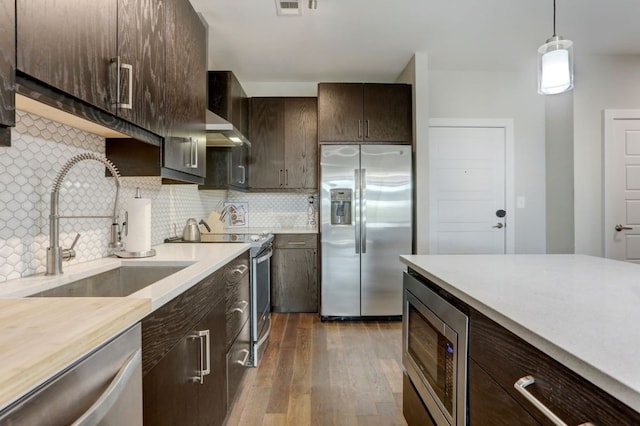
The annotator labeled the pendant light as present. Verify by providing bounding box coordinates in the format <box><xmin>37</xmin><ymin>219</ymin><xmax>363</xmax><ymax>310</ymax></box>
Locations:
<box><xmin>537</xmin><ymin>0</ymin><xmax>574</xmax><ymax>95</ymax></box>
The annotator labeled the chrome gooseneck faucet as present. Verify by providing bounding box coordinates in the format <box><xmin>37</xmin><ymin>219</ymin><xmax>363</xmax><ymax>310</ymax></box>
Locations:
<box><xmin>46</xmin><ymin>153</ymin><xmax>123</xmax><ymax>275</ymax></box>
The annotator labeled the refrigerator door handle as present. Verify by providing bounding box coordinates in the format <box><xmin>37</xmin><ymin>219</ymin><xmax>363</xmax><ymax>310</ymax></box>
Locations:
<box><xmin>355</xmin><ymin>168</ymin><xmax>361</xmax><ymax>254</ymax></box>
<box><xmin>361</xmin><ymin>168</ymin><xmax>366</xmax><ymax>254</ymax></box>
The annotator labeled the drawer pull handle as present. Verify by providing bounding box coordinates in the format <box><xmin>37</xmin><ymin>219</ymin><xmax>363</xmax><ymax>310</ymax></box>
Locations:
<box><xmin>235</xmin><ymin>349</ymin><xmax>250</xmax><ymax>366</ymax></box>
<box><xmin>231</xmin><ymin>264</ymin><xmax>248</xmax><ymax>275</ymax></box>
<box><xmin>233</xmin><ymin>300</ymin><xmax>249</xmax><ymax>314</ymax></box>
<box><xmin>190</xmin><ymin>330</ymin><xmax>210</xmax><ymax>384</ymax></box>
<box><xmin>287</xmin><ymin>241</ymin><xmax>306</xmax><ymax>245</ymax></box>
<box><xmin>514</xmin><ymin>376</ymin><xmax>595</xmax><ymax>426</ymax></box>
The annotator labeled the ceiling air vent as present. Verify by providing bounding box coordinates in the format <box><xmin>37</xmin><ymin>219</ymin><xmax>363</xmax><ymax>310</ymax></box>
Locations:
<box><xmin>275</xmin><ymin>0</ymin><xmax>302</xmax><ymax>16</ymax></box>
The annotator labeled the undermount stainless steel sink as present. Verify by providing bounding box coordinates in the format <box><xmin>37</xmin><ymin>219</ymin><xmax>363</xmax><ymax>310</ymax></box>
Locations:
<box><xmin>30</xmin><ymin>265</ymin><xmax>187</xmax><ymax>298</ymax></box>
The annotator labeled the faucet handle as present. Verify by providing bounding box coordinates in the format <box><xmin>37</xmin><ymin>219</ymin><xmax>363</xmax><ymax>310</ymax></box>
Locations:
<box><xmin>62</xmin><ymin>233</ymin><xmax>81</xmax><ymax>261</ymax></box>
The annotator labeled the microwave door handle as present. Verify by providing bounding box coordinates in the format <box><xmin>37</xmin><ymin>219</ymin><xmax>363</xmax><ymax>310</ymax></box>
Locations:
<box><xmin>354</xmin><ymin>169</ymin><xmax>361</xmax><ymax>254</ymax></box>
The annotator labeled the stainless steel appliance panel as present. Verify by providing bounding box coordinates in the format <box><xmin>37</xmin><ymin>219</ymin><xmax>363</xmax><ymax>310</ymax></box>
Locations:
<box><xmin>403</xmin><ymin>272</ymin><xmax>468</xmax><ymax>426</ymax></box>
<box><xmin>250</xmin><ymin>244</ymin><xmax>272</xmax><ymax>366</ymax></box>
<box><xmin>320</xmin><ymin>145</ymin><xmax>361</xmax><ymax>317</ymax></box>
<box><xmin>0</xmin><ymin>324</ymin><xmax>142</xmax><ymax>425</ymax></box>
<box><xmin>360</xmin><ymin>145</ymin><xmax>412</xmax><ymax>316</ymax></box>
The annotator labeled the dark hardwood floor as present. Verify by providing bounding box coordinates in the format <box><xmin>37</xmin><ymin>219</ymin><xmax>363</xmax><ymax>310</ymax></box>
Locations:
<box><xmin>226</xmin><ymin>313</ymin><xmax>407</xmax><ymax>426</ymax></box>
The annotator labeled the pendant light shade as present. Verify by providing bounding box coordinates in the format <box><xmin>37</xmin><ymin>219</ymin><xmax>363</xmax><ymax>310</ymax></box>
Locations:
<box><xmin>537</xmin><ymin>1</ymin><xmax>574</xmax><ymax>95</ymax></box>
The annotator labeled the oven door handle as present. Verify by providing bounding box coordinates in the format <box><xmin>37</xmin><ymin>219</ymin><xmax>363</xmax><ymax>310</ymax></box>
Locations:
<box><xmin>254</xmin><ymin>247</ymin><xmax>273</xmax><ymax>264</ymax></box>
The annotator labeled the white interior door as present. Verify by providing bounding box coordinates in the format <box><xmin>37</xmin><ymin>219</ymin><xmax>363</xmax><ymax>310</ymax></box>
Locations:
<box><xmin>429</xmin><ymin>123</ymin><xmax>509</xmax><ymax>254</ymax></box>
<box><xmin>604</xmin><ymin>111</ymin><xmax>640</xmax><ymax>262</ymax></box>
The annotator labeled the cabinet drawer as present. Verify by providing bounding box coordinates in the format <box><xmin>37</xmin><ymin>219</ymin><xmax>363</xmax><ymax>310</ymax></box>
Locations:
<box><xmin>225</xmin><ymin>253</ymin><xmax>250</xmax><ymax>349</ymax></box>
<box><xmin>226</xmin><ymin>319</ymin><xmax>250</xmax><ymax>410</ymax></box>
<box><xmin>469</xmin><ymin>309</ymin><xmax>640</xmax><ymax>425</ymax></box>
<box><xmin>274</xmin><ymin>233</ymin><xmax>317</xmax><ymax>249</ymax></box>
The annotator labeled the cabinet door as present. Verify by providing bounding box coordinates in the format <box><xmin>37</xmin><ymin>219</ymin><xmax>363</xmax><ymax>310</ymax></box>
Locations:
<box><xmin>272</xmin><ymin>236</ymin><xmax>318</xmax><ymax>313</ymax></box>
<box><xmin>117</xmin><ymin>0</ymin><xmax>165</xmax><ymax>136</ymax></box>
<box><xmin>16</xmin><ymin>0</ymin><xmax>117</xmax><ymax>112</ymax></box>
<box><xmin>249</xmin><ymin>97</ymin><xmax>285</xmax><ymax>189</ymax></box>
<box><xmin>230</xmin><ymin>144</ymin><xmax>249</xmax><ymax>188</ymax></box>
<box><xmin>165</xmin><ymin>0</ymin><xmax>206</xmax><ymax>177</ymax></box>
<box><xmin>143</xmin><ymin>334</ymin><xmax>200</xmax><ymax>426</ymax></box>
<box><xmin>363</xmin><ymin>84</ymin><xmax>412</xmax><ymax>143</ymax></box>
<box><xmin>317</xmin><ymin>83</ymin><xmax>363</xmax><ymax>142</ymax></box>
<box><xmin>284</xmin><ymin>97</ymin><xmax>317</xmax><ymax>189</ymax></box>
<box><xmin>0</xmin><ymin>0</ymin><xmax>14</xmax><ymax>146</ymax></box>
<box><xmin>196</xmin><ymin>298</ymin><xmax>227</xmax><ymax>426</ymax></box>
<box><xmin>468</xmin><ymin>360</ymin><xmax>540</xmax><ymax>426</ymax></box>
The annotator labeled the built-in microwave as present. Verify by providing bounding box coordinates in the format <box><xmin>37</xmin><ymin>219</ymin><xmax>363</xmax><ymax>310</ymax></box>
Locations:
<box><xmin>403</xmin><ymin>272</ymin><xmax>468</xmax><ymax>426</ymax></box>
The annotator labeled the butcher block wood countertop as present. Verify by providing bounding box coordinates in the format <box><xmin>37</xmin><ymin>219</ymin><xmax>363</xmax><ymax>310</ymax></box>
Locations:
<box><xmin>0</xmin><ymin>298</ymin><xmax>149</xmax><ymax>411</ymax></box>
<box><xmin>0</xmin><ymin>243</ymin><xmax>251</xmax><ymax>412</ymax></box>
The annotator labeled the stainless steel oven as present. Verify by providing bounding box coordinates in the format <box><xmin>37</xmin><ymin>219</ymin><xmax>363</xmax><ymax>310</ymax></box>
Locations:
<box><xmin>251</xmin><ymin>242</ymin><xmax>272</xmax><ymax>367</ymax></box>
<box><xmin>403</xmin><ymin>272</ymin><xmax>468</xmax><ymax>426</ymax></box>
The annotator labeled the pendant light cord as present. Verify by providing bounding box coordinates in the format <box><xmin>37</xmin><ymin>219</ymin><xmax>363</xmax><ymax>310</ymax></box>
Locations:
<box><xmin>553</xmin><ymin>0</ymin><xmax>557</xmax><ymax>37</ymax></box>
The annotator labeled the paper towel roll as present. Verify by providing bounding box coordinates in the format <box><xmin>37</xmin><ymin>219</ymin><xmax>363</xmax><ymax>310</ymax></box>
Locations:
<box><xmin>124</xmin><ymin>197</ymin><xmax>152</xmax><ymax>253</ymax></box>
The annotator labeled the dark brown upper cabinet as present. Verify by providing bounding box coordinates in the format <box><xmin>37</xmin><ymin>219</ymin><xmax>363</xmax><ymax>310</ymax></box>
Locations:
<box><xmin>17</xmin><ymin>1</ymin><xmax>118</xmax><ymax>114</ymax></box>
<box><xmin>318</xmin><ymin>83</ymin><xmax>412</xmax><ymax>143</ymax></box>
<box><xmin>16</xmin><ymin>0</ymin><xmax>166</xmax><ymax>137</ymax></box>
<box><xmin>0</xmin><ymin>0</ymin><xmax>15</xmax><ymax>146</ymax></box>
<box><xmin>208</xmin><ymin>70</ymin><xmax>249</xmax><ymax>137</ymax></box>
<box><xmin>116</xmin><ymin>0</ymin><xmax>166</xmax><ymax>137</ymax></box>
<box><xmin>249</xmin><ymin>97</ymin><xmax>317</xmax><ymax>190</ymax></box>
<box><xmin>163</xmin><ymin>0</ymin><xmax>207</xmax><ymax>180</ymax></box>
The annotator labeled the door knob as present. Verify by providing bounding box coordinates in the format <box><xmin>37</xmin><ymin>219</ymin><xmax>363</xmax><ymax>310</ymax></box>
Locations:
<box><xmin>492</xmin><ymin>223</ymin><xmax>504</xmax><ymax>229</ymax></box>
<box><xmin>615</xmin><ymin>224</ymin><xmax>633</xmax><ymax>232</ymax></box>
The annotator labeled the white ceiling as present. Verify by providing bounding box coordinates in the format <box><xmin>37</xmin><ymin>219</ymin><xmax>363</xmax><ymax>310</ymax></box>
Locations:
<box><xmin>190</xmin><ymin>0</ymin><xmax>640</xmax><ymax>83</ymax></box>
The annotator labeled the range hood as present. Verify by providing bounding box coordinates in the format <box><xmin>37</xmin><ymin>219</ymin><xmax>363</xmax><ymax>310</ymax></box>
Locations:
<box><xmin>206</xmin><ymin>110</ymin><xmax>248</xmax><ymax>147</ymax></box>
<box><xmin>206</xmin><ymin>71</ymin><xmax>250</xmax><ymax>147</ymax></box>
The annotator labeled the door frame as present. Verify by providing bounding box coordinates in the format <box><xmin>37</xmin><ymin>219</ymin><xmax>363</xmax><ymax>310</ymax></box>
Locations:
<box><xmin>603</xmin><ymin>109</ymin><xmax>640</xmax><ymax>259</ymax></box>
<box><xmin>428</xmin><ymin>118</ymin><xmax>515</xmax><ymax>254</ymax></box>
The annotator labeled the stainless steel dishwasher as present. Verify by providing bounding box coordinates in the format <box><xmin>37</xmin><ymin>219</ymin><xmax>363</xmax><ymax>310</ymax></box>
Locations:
<box><xmin>0</xmin><ymin>323</ymin><xmax>142</xmax><ymax>425</ymax></box>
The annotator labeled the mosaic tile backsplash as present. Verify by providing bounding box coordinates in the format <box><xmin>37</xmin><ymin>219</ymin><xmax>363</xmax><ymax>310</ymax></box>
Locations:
<box><xmin>0</xmin><ymin>111</ymin><xmax>316</xmax><ymax>283</ymax></box>
<box><xmin>0</xmin><ymin>111</ymin><xmax>207</xmax><ymax>283</ymax></box>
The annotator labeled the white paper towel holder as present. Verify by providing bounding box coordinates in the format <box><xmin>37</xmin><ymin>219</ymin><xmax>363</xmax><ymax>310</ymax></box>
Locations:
<box><xmin>114</xmin><ymin>188</ymin><xmax>156</xmax><ymax>258</ymax></box>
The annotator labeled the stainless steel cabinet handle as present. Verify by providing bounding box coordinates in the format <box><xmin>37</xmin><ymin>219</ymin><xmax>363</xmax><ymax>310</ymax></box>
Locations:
<box><xmin>615</xmin><ymin>224</ymin><xmax>633</xmax><ymax>232</ymax></box>
<box><xmin>358</xmin><ymin>120</ymin><xmax>362</xmax><ymax>138</ymax></box>
<box><xmin>279</xmin><ymin>169</ymin><xmax>283</xmax><ymax>186</ymax></box>
<box><xmin>71</xmin><ymin>350</ymin><xmax>141</xmax><ymax>426</ymax></box>
<box><xmin>191</xmin><ymin>330</ymin><xmax>210</xmax><ymax>384</ymax></box>
<box><xmin>493</xmin><ymin>223</ymin><xmax>504</xmax><ymax>229</ymax></box>
<box><xmin>235</xmin><ymin>349</ymin><xmax>250</xmax><ymax>366</ymax></box>
<box><xmin>231</xmin><ymin>264</ymin><xmax>249</xmax><ymax>275</ymax></box>
<box><xmin>514</xmin><ymin>376</ymin><xmax>595</xmax><ymax>426</ymax></box>
<box><xmin>285</xmin><ymin>169</ymin><xmax>288</xmax><ymax>186</ymax></box>
<box><xmin>238</xmin><ymin>165</ymin><xmax>246</xmax><ymax>184</ymax></box>
<box><xmin>113</xmin><ymin>59</ymin><xmax>133</xmax><ymax>110</ymax></box>
<box><xmin>365</xmin><ymin>120</ymin><xmax>370</xmax><ymax>138</ymax></box>
<box><xmin>192</xmin><ymin>138</ymin><xmax>198</xmax><ymax>169</ymax></box>
<box><xmin>233</xmin><ymin>300</ymin><xmax>249</xmax><ymax>314</ymax></box>
<box><xmin>287</xmin><ymin>241</ymin><xmax>306</xmax><ymax>246</ymax></box>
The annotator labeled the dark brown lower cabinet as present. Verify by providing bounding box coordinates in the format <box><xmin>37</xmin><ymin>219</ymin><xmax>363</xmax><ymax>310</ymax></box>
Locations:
<box><xmin>469</xmin><ymin>309</ymin><xmax>640</xmax><ymax>425</ymax></box>
<box><xmin>271</xmin><ymin>234</ymin><xmax>318</xmax><ymax>313</ymax></box>
<box><xmin>402</xmin><ymin>373</ymin><xmax>436</xmax><ymax>426</ymax></box>
<box><xmin>142</xmin><ymin>252</ymin><xmax>250</xmax><ymax>425</ymax></box>
<box><xmin>468</xmin><ymin>360</ymin><xmax>539</xmax><ymax>426</ymax></box>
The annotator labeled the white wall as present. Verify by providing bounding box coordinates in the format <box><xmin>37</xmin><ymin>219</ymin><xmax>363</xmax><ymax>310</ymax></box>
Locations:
<box><xmin>396</xmin><ymin>53</ymin><xmax>430</xmax><ymax>253</ymax></box>
<box><xmin>242</xmin><ymin>82</ymin><xmax>318</xmax><ymax>97</ymax></box>
<box><xmin>427</xmin><ymin>69</ymin><xmax>547</xmax><ymax>253</ymax></box>
<box><xmin>573</xmin><ymin>55</ymin><xmax>640</xmax><ymax>256</ymax></box>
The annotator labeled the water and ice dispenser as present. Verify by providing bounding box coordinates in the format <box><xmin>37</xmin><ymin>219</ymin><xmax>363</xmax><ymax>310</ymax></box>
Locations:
<box><xmin>330</xmin><ymin>189</ymin><xmax>352</xmax><ymax>225</ymax></box>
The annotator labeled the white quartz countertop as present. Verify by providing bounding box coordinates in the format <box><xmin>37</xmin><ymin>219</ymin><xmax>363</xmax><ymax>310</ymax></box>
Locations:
<box><xmin>400</xmin><ymin>254</ymin><xmax>640</xmax><ymax>412</ymax></box>
<box><xmin>218</xmin><ymin>226</ymin><xmax>317</xmax><ymax>234</ymax></box>
<box><xmin>0</xmin><ymin>243</ymin><xmax>250</xmax><ymax>411</ymax></box>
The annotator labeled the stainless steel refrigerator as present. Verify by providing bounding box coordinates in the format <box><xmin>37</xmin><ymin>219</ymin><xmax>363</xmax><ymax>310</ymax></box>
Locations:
<box><xmin>320</xmin><ymin>144</ymin><xmax>412</xmax><ymax>318</ymax></box>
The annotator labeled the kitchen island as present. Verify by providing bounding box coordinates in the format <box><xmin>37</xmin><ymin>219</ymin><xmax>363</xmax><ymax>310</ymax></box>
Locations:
<box><xmin>401</xmin><ymin>254</ymin><xmax>640</xmax><ymax>423</ymax></box>
<box><xmin>0</xmin><ymin>242</ymin><xmax>250</xmax><ymax>413</ymax></box>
